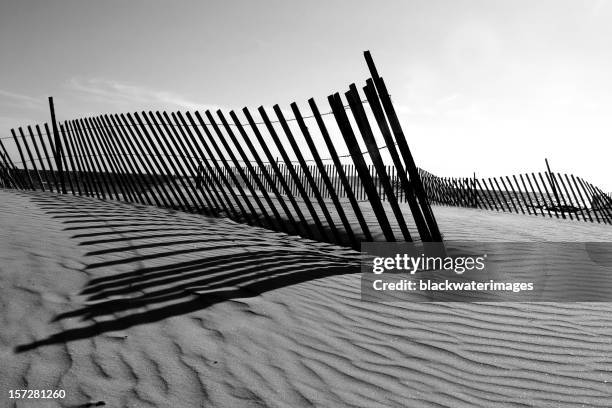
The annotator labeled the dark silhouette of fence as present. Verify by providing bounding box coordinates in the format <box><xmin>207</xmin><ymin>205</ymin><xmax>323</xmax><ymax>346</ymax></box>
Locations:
<box><xmin>189</xmin><ymin>162</ymin><xmax>612</xmax><ymax>225</ymax></box>
<box><xmin>195</xmin><ymin>163</ymin><xmax>422</xmax><ymax>202</ymax></box>
<box><xmin>0</xmin><ymin>51</ymin><xmax>443</xmax><ymax>248</ymax></box>
<box><xmin>418</xmin><ymin>168</ymin><xmax>612</xmax><ymax>225</ymax></box>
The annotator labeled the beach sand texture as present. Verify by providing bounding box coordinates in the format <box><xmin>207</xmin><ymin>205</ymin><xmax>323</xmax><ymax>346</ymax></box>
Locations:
<box><xmin>1</xmin><ymin>189</ymin><xmax>611</xmax><ymax>407</ymax></box>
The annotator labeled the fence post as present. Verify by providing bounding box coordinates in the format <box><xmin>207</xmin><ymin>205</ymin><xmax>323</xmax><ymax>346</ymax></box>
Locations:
<box><xmin>544</xmin><ymin>158</ymin><xmax>565</xmax><ymax>219</ymax></box>
<box><xmin>175</xmin><ymin>112</ymin><xmax>232</xmax><ymax>215</ymax></box>
<box><xmin>363</xmin><ymin>51</ymin><xmax>442</xmax><ymax>241</ymax></box>
<box><xmin>18</xmin><ymin>127</ymin><xmax>44</xmax><ymax>191</ymax></box>
<box><xmin>309</xmin><ymin>99</ymin><xmax>372</xmax><ymax>241</ymax></box>
<box><xmin>63</xmin><ymin>122</ymin><xmax>89</xmax><ymax>197</ymax></box>
<box><xmin>473</xmin><ymin>172</ymin><xmax>480</xmax><ymax>208</ymax></box>
<box><xmin>330</xmin><ymin>92</ymin><xmax>395</xmax><ymax>242</ymax></box>
<box><xmin>346</xmin><ymin>84</ymin><xmax>411</xmax><ymax>242</ymax></box>
<box><xmin>27</xmin><ymin>126</ymin><xmax>51</xmax><ymax>192</ymax></box>
<box><xmin>363</xmin><ymin>79</ymin><xmax>430</xmax><ymax>241</ymax></box>
<box><xmin>269</xmin><ymin>105</ymin><xmax>330</xmax><ymax>241</ymax></box>
<box><xmin>11</xmin><ymin>129</ymin><xmax>34</xmax><ymax>190</ymax></box>
<box><xmin>48</xmin><ymin>97</ymin><xmax>66</xmax><ymax>194</ymax></box>
<box><xmin>571</xmin><ymin>174</ymin><xmax>593</xmax><ymax>222</ymax></box>
<box><xmin>0</xmin><ymin>138</ymin><xmax>25</xmax><ymax>189</ymax></box>
<box><xmin>58</xmin><ymin>124</ymin><xmax>75</xmax><ymax>195</ymax></box>
<box><xmin>537</xmin><ymin>172</ymin><xmax>558</xmax><ymax>218</ymax></box>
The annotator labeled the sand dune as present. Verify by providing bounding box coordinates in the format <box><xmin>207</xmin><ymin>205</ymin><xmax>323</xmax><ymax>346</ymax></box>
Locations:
<box><xmin>1</xmin><ymin>190</ymin><xmax>611</xmax><ymax>407</ymax></box>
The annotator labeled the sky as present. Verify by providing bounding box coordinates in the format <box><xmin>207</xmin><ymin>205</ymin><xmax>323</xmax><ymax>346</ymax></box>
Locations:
<box><xmin>1</xmin><ymin>0</ymin><xmax>611</xmax><ymax>191</ymax></box>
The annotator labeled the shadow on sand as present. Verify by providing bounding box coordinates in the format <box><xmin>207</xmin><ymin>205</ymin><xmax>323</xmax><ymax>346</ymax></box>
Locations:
<box><xmin>15</xmin><ymin>193</ymin><xmax>360</xmax><ymax>353</ymax></box>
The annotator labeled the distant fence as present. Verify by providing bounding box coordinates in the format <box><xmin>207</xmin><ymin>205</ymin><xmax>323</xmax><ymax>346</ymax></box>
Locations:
<box><xmin>418</xmin><ymin>168</ymin><xmax>612</xmax><ymax>225</ymax></box>
<box><xmin>0</xmin><ymin>51</ymin><xmax>443</xmax><ymax>248</ymax></box>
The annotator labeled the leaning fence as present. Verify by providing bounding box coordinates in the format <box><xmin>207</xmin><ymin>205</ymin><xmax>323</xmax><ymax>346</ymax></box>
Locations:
<box><xmin>174</xmin><ymin>162</ymin><xmax>612</xmax><ymax>226</ymax></box>
<box><xmin>418</xmin><ymin>168</ymin><xmax>612</xmax><ymax>225</ymax></box>
<box><xmin>0</xmin><ymin>51</ymin><xmax>443</xmax><ymax>248</ymax></box>
<box><xmin>195</xmin><ymin>163</ymin><xmax>420</xmax><ymax>202</ymax></box>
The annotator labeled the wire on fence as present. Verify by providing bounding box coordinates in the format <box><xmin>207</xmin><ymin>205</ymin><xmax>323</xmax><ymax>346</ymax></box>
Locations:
<box><xmin>0</xmin><ymin>100</ymin><xmax>369</xmax><ymax>141</ymax></box>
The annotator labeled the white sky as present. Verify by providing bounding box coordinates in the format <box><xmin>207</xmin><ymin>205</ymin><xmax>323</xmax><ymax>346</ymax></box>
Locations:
<box><xmin>1</xmin><ymin>0</ymin><xmax>611</xmax><ymax>191</ymax></box>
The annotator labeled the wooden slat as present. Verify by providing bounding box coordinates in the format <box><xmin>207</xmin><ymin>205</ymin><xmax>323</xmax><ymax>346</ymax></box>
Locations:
<box><xmin>309</xmin><ymin>99</ymin><xmax>372</xmax><ymax>241</ymax></box>
<box><xmin>292</xmin><ymin>102</ymin><xmax>356</xmax><ymax>247</ymax></box>
<box><xmin>329</xmin><ymin>92</ymin><xmax>395</xmax><ymax>242</ymax></box>
<box><xmin>347</xmin><ymin>84</ymin><xmax>412</xmax><ymax>241</ymax></box>
<box><xmin>62</xmin><ymin>122</ymin><xmax>87</xmax><ymax>196</ymax></box>
<box><xmin>100</xmin><ymin>115</ymin><xmax>151</xmax><ymax>206</ymax></box>
<box><xmin>537</xmin><ymin>172</ymin><xmax>559</xmax><ymax>218</ymax></box>
<box><xmin>199</xmin><ymin>110</ymin><xmax>263</xmax><ymax>225</ymax></box>
<box><xmin>502</xmin><ymin>176</ymin><xmax>523</xmax><ymax>214</ymax></box>
<box><xmin>273</xmin><ymin>104</ymin><xmax>339</xmax><ymax>242</ymax></box>
<box><xmin>174</xmin><ymin>112</ymin><xmax>233</xmax><ymax>217</ymax></box>
<box><xmin>555</xmin><ymin>172</ymin><xmax>575</xmax><ymax>220</ymax></box>
<box><xmin>0</xmin><ymin>136</ymin><xmax>25</xmax><ymax>189</ymax></box>
<box><xmin>95</xmin><ymin>116</ymin><xmax>142</xmax><ymax>203</ymax></box>
<box><xmin>48</xmin><ymin>97</ymin><xmax>66</xmax><ymax>193</ymax></box>
<box><xmin>153</xmin><ymin>111</ymin><xmax>208</xmax><ymax>213</ymax></box>
<box><xmin>85</xmin><ymin>117</ymin><xmax>128</xmax><ymax>201</ymax></box>
<box><xmin>570</xmin><ymin>174</ymin><xmax>592</xmax><ymax>222</ymax></box>
<box><xmin>144</xmin><ymin>112</ymin><xmax>196</xmax><ymax>211</ymax></box>
<box><xmin>227</xmin><ymin>110</ymin><xmax>295</xmax><ymax>233</ymax></box>
<box><xmin>66</xmin><ymin>121</ymin><xmax>98</xmax><ymax>198</ymax></box>
<box><xmin>76</xmin><ymin>118</ymin><xmax>113</xmax><ymax>199</ymax></box>
<box><xmin>11</xmin><ymin>129</ymin><xmax>35</xmax><ymax>189</ymax></box>
<box><xmin>485</xmin><ymin>178</ymin><xmax>504</xmax><ymax>212</ymax></box>
<box><xmin>211</xmin><ymin>110</ymin><xmax>274</xmax><ymax>226</ymax></box>
<box><xmin>58</xmin><ymin>124</ymin><xmax>75</xmax><ymax>195</ymax></box>
<box><xmin>132</xmin><ymin>112</ymin><xmax>187</xmax><ymax>210</ymax></box>
<box><xmin>0</xmin><ymin>146</ymin><xmax>20</xmax><ymax>189</ymax></box>
<box><xmin>364</xmin><ymin>79</ymin><xmax>431</xmax><ymax>241</ymax></box>
<box><xmin>516</xmin><ymin>174</ymin><xmax>536</xmax><ymax>215</ymax></box>
<box><xmin>114</xmin><ymin>114</ymin><xmax>170</xmax><ymax>207</ymax></box>
<box><xmin>475</xmin><ymin>178</ymin><xmax>494</xmax><ymax>211</ymax></box>
<box><xmin>187</xmin><ymin>111</ymin><xmax>251</xmax><ymax>223</ymax></box>
<box><xmin>27</xmin><ymin>125</ymin><xmax>52</xmax><ymax>192</ymax></box>
<box><xmin>363</xmin><ymin>51</ymin><xmax>442</xmax><ymax>241</ymax></box>
<box><xmin>241</xmin><ymin>107</ymin><xmax>311</xmax><ymax>236</ymax></box>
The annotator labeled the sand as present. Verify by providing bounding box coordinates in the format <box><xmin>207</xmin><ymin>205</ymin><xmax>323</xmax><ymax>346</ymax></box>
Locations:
<box><xmin>1</xmin><ymin>189</ymin><xmax>611</xmax><ymax>407</ymax></box>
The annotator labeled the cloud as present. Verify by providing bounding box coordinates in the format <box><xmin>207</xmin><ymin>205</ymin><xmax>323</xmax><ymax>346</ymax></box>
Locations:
<box><xmin>0</xmin><ymin>90</ymin><xmax>45</xmax><ymax>133</ymax></box>
<box><xmin>590</xmin><ymin>0</ymin><xmax>607</xmax><ymax>16</ymax></box>
<box><xmin>395</xmin><ymin>94</ymin><xmax>478</xmax><ymax>119</ymax></box>
<box><xmin>395</xmin><ymin>104</ymin><xmax>437</xmax><ymax>116</ymax></box>
<box><xmin>437</xmin><ymin>93</ymin><xmax>460</xmax><ymax>105</ymax></box>
<box><xmin>0</xmin><ymin>115</ymin><xmax>41</xmax><ymax>139</ymax></box>
<box><xmin>65</xmin><ymin>78</ymin><xmax>220</xmax><ymax>112</ymax></box>
<box><xmin>0</xmin><ymin>89</ymin><xmax>44</xmax><ymax>110</ymax></box>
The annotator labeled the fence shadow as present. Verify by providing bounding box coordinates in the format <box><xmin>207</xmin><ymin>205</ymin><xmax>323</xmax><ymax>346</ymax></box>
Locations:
<box><xmin>14</xmin><ymin>193</ymin><xmax>360</xmax><ymax>353</ymax></box>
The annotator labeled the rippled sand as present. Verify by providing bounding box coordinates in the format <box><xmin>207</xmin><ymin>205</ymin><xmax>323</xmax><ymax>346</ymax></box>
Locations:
<box><xmin>1</xmin><ymin>190</ymin><xmax>611</xmax><ymax>407</ymax></box>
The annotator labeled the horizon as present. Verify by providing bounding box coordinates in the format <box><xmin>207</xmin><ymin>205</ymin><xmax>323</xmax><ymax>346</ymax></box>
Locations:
<box><xmin>1</xmin><ymin>0</ymin><xmax>611</xmax><ymax>191</ymax></box>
